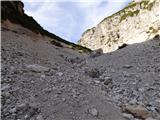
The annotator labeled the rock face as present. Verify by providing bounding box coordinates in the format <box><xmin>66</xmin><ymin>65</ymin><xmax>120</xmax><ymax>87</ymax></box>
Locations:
<box><xmin>79</xmin><ymin>0</ymin><xmax>160</xmax><ymax>53</ymax></box>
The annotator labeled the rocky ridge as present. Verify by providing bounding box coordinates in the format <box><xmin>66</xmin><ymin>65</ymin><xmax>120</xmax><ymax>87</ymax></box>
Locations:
<box><xmin>79</xmin><ymin>0</ymin><xmax>160</xmax><ymax>53</ymax></box>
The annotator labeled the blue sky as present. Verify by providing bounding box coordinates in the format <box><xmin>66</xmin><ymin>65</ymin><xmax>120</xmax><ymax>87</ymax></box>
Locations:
<box><xmin>22</xmin><ymin>0</ymin><xmax>132</xmax><ymax>43</ymax></box>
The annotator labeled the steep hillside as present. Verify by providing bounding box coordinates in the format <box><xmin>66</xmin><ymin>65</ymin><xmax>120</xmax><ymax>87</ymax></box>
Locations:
<box><xmin>1</xmin><ymin>1</ymin><xmax>91</xmax><ymax>53</ymax></box>
<box><xmin>2</xmin><ymin>24</ymin><xmax>160</xmax><ymax>120</ymax></box>
<box><xmin>1</xmin><ymin>17</ymin><xmax>127</xmax><ymax>120</ymax></box>
<box><xmin>1</xmin><ymin>0</ymin><xmax>160</xmax><ymax>120</ymax></box>
<box><xmin>79</xmin><ymin>0</ymin><xmax>160</xmax><ymax>53</ymax></box>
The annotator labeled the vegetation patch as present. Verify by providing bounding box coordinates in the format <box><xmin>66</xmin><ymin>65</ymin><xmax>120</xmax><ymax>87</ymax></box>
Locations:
<box><xmin>140</xmin><ymin>1</ymin><xmax>154</xmax><ymax>10</ymax></box>
<box><xmin>120</xmin><ymin>10</ymin><xmax>139</xmax><ymax>22</ymax></box>
<box><xmin>70</xmin><ymin>44</ymin><xmax>92</xmax><ymax>53</ymax></box>
<box><xmin>50</xmin><ymin>40</ymin><xmax>63</xmax><ymax>47</ymax></box>
<box><xmin>99</xmin><ymin>0</ymin><xmax>155</xmax><ymax>24</ymax></box>
<box><xmin>149</xmin><ymin>27</ymin><xmax>158</xmax><ymax>34</ymax></box>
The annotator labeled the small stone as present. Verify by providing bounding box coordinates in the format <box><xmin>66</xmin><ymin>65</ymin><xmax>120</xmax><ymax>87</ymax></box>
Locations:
<box><xmin>112</xmin><ymin>94</ymin><xmax>121</xmax><ymax>101</ymax></box>
<box><xmin>155</xmin><ymin>99</ymin><xmax>160</xmax><ymax>103</ymax></box>
<box><xmin>89</xmin><ymin>108</ymin><xmax>98</xmax><ymax>117</ymax></box>
<box><xmin>138</xmin><ymin>88</ymin><xmax>145</xmax><ymax>92</ymax></box>
<box><xmin>44</xmin><ymin>88</ymin><xmax>52</xmax><ymax>93</ymax></box>
<box><xmin>31</xmin><ymin>80</ymin><xmax>35</xmax><ymax>84</ymax></box>
<box><xmin>104</xmin><ymin>77</ymin><xmax>112</xmax><ymax>85</ymax></box>
<box><xmin>26</xmin><ymin>64</ymin><xmax>50</xmax><ymax>73</ymax></box>
<box><xmin>122</xmin><ymin>113</ymin><xmax>133</xmax><ymax>120</ymax></box>
<box><xmin>10</xmin><ymin>66</ymin><xmax>15</xmax><ymax>70</ymax></box>
<box><xmin>145</xmin><ymin>117</ymin><xmax>157</xmax><ymax>120</ymax></box>
<box><xmin>129</xmin><ymin>98</ymin><xmax>137</xmax><ymax>105</ymax></box>
<box><xmin>149</xmin><ymin>106</ymin><xmax>156</xmax><ymax>111</ymax></box>
<box><xmin>24</xmin><ymin>114</ymin><xmax>29</xmax><ymax>119</ymax></box>
<box><xmin>123</xmin><ymin>71</ymin><xmax>131</xmax><ymax>77</ymax></box>
<box><xmin>17</xmin><ymin>103</ymin><xmax>29</xmax><ymax>110</ymax></box>
<box><xmin>57</xmin><ymin>72</ymin><xmax>63</xmax><ymax>76</ymax></box>
<box><xmin>9</xmin><ymin>107</ymin><xmax>17</xmax><ymax>113</ymax></box>
<box><xmin>99</xmin><ymin>77</ymin><xmax>105</xmax><ymax>82</ymax></box>
<box><xmin>4</xmin><ymin>92</ymin><xmax>11</xmax><ymax>97</ymax></box>
<box><xmin>40</xmin><ymin>74</ymin><xmax>45</xmax><ymax>78</ymax></box>
<box><xmin>132</xmin><ymin>82</ymin><xmax>137</xmax><ymax>85</ymax></box>
<box><xmin>56</xmin><ymin>90</ymin><xmax>62</xmax><ymax>94</ymax></box>
<box><xmin>54</xmin><ymin>94</ymin><xmax>58</xmax><ymax>98</ymax></box>
<box><xmin>37</xmin><ymin>114</ymin><xmax>44</xmax><ymax>120</ymax></box>
<box><xmin>123</xmin><ymin>65</ymin><xmax>133</xmax><ymax>69</ymax></box>
<box><xmin>94</xmin><ymin>80</ymin><xmax>100</xmax><ymax>84</ymax></box>
<box><xmin>62</xmin><ymin>98</ymin><xmax>66</xmax><ymax>102</ymax></box>
<box><xmin>89</xmin><ymin>49</ymin><xmax>102</xmax><ymax>58</ymax></box>
<box><xmin>124</xmin><ymin>105</ymin><xmax>151</xmax><ymax>119</ymax></box>
<box><xmin>1</xmin><ymin>84</ymin><xmax>10</xmax><ymax>91</ymax></box>
<box><xmin>86</xmin><ymin>68</ymin><xmax>100</xmax><ymax>78</ymax></box>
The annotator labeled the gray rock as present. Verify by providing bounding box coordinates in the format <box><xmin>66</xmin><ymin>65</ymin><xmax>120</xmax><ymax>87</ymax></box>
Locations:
<box><xmin>9</xmin><ymin>107</ymin><xmax>17</xmax><ymax>113</ymax></box>
<box><xmin>26</xmin><ymin>64</ymin><xmax>50</xmax><ymax>73</ymax></box>
<box><xmin>1</xmin><ymin>84</ymin><xmax>10</xmax><ymax>91</ymax></box>
<box><xmin>145</xmin><ymin>117</ymin><xmax>157</xmax><ymax>120</ymax></box>
<box><xmin>62</xmin><ymin>98</ymin><xmax>66</xmax><ymax>102</ymax></box>
<box><xmin>89</xmin><ymin>108</ymin><xmax>98</xmax><ymax>117</ymax></box>
<box><xmin>57</xmin><ymin>72</ymin><xmax>63</xmax><ymax>76</ymax></box>
<box><xmin>123</xmin><ymin>65</ymin><xmax>133</xmax><ymax>69</ymax></box>
<box><xmin>123</xmin><ymin>105</ymin><xmax>151</xmax><ymax>119</ymax></box>
<box><xmin>43</xmin><ymin>88</ymin><xmax>52</xmax><ymax>93</ymax></box>
<box><xmin>31</xmin><ymin>80</ymin><xmax>35</xmax><ymax>84</ymax></box>
<box><xmin>40</xmin><ymin>74</ymin><xmax>45</xmax><ymax>78</ymax></box>
<box><xmin>89</xmin><ymin>49</ymin><xmax>103</xmax><ymax>58</ymax></box>
<box><xmin>37</xmin><ymin>114</ymin><xmax>44</xmax><ymax>120</ymax></box>
<box><xmin>129</xmin><ymin>98</ymin><xmax>137</xmax><ymax>105</ymax></box>
<box><xmin>85</xmin><ymin>68</ymin><xmax>100</xmax><ymax>78</ymax></box>
<box><xmin>122</xmin><ymin>113</ymin><xmax>134</xmax><ymax>120</ymax></box>
<box><xmin>16</xmin><ymin>103</ymin><xmax>29</xmax><ymax>110</ymax></box>
<box><xmin>104</xmin><ymin>77</ymin><xmax>112</xmax><ymax>85</ymax></box>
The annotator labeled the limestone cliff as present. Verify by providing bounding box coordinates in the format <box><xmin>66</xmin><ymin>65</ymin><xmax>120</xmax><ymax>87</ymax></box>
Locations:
<box><xmin>79</xmin><ymin>0</ymin><xmax>160</xmax><ymax>53</ymax></box>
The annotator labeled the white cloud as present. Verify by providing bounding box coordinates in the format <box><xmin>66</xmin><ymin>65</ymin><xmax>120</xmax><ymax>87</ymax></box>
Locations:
<box><xmin>78</xmin><ymin>0</ymin><xmax>130</xmax><ymax>28</ymax></box>
<box><xmin>24</xmin><ymin>1</ymin><xmax>75</xmax><ymax>40</ymax></box>
<box><xmin>22</xmin><ymin>0</ymin><xmax>131</xmax><ymax>42</ymax></box>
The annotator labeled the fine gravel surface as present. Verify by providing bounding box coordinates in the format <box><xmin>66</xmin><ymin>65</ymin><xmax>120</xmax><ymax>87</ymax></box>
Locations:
<box><xmin>1</xmin><ymin>27</ymin><xmax>160</xmax><ymax>120</ymax></box>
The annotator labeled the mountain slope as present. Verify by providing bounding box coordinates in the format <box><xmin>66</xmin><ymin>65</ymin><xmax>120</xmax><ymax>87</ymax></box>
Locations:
<box><xmin>1</xmin><ymin>1</ymin><xmax>91</xmax><ymax>53</ymax></box>
<box><xmin>79</xmin><ymin>0</ymin><xmax>160</xmax><ymax>53</ymax></box>
<box><xmin>1</xmin><ymin>1</ymin><xmax>160</xmax><ymax>120</ymax></box>
<box><xmin>2</xmin><ymin>25</ymin><xmax>160</xmax><ymax>120</ymax></box>
<box><xmin>1</xmin><ymin>19</ymin><xmax>127</xmax><ymax>120</ymax></box>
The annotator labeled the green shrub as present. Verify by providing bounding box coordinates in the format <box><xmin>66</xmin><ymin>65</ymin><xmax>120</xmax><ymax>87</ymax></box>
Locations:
<box><xmin>120</xmin><ymin>10</ymin><xmax>139</xmax><ymax>22</ymax></box>
<box><xmin>149</xmin><ymin>27</ymin><xmax>158</xmax><ymax>34</ymax></box>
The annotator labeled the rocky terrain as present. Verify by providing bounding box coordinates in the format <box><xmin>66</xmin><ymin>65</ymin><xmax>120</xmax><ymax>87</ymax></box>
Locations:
<box><xmin>79</xmin><ymin>0</ymin><xmax>160</xmax><ymax>53</ymax></box>
<box><xmin>1</xmin><ymin>1</ymin><xmax>160</xmax><ymax>120</ymax></box>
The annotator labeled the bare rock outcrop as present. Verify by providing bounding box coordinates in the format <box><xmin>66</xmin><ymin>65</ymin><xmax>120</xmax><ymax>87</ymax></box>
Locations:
<box><xmin>79</xmin><ymin>0</ymin><xmax>160</xmax><ymax>53</ymax></box>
